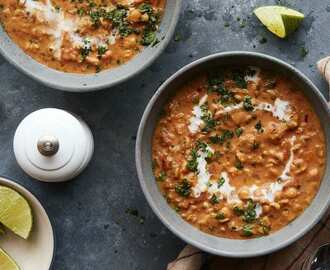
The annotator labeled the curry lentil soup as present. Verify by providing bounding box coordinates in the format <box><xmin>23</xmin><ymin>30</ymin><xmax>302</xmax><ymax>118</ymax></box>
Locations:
<box><xmin>0</xmin><ymin>0</ymin><xmax>164</xmax><ymax>73</ymax></box>
<box><xmin>152</xmin><ymin>67</ymin><xmax>326</xmax><ymax>239</ymax></box>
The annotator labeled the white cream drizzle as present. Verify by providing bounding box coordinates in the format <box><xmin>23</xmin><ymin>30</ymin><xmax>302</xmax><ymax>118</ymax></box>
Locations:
<box><xmin>189</xmin><ymin>97</ymin><xmax>292</xmax><ymax>134</ymax></box>
<box><xmin>256</xmin><ymin>98</ymin><xmax>292</xmax><ymax>122</ymax></box>
<box><xmin>188</xmin><ymin>95</ymin><xmax>208</xmax><ymax>134</ymax></box>
<box><xmin>278</xmin><ymin>136</ymin><xmax>296</xmax><ymax>181</ymax></box>
<box><xmin>192</xmin><ymin>144</ymin><xmax>214</xmax><ymax>197</ymax></box>
<box><xmin>207</xmin><ymin>172</ymin><xmax>241</xmax><ymax>204</ymax></box>
<box><xmin>192</xmin><ymin>137</ymin><xmax>296</xmax><ymax>210</ymax></box>
<box><xmin>21</xmin><ymin>0</ymin><xmax>117</xmax><ymax>59</ymax></box>
<box><xmin>222</xmin><ymin>102</ymin><xmax>244</xmax><ymax>113</ymax></box>
<box><xmin>255</xmin><ymin>204</ymin><xmax>263</xmax><ymax>218</ymax></box>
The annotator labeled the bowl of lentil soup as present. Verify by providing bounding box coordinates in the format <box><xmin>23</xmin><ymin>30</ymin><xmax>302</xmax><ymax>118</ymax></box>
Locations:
<box><xmin>0</xmin><ymin>0</ymin><xmax>181</xmax><ymax>91</ymax></box>
<box><xmin>136</xmin><ymin>51</ymin><xmax>330</xmax><ymax>257</ymax></box>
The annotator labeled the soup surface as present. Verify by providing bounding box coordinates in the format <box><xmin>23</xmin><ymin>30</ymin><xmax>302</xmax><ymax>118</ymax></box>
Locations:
<box><xmin>152</xmin><ymin>67</ymin><xmax>326</xmax><ymax>239</ymax></box>
<box><xmin>0</xmin><ymin>0</ymin><xmax>164</xmax><ymax>73</ymax></box>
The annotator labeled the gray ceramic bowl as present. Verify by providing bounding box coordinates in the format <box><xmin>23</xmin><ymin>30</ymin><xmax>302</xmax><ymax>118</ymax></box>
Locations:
<box><xmin>0</xmin><ymin>0</ymin><xmax>181</xmax><ymax>92</ymax></box>
<box><xmin>136</xmin><ymin>51</ymin><xmax>330</xmax><ymax>257</ymax></box>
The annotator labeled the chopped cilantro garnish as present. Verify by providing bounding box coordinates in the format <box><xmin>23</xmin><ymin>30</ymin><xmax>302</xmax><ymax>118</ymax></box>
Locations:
<box><xmin>232</xmin><ymin>70</ymin><xmax>247</xmax><ymax>88</ymax></box>
<box><xmin>186</xmin><ymin>149</ymin><xmax>198</xmax><ymax>172</ymax></box>
<box><xmin>252</xmin><ymin>140</ymin><xmax>260</xmax><ymax>150</ymax></box>
<box><xmin>174</xmin><ymin>33</ymin><xmax>181</xmax><ymax>42</ymax></box>
<box><xmin>77</xmin><ymin>8</ymin><xmax>85</xmax><ymax>16</ymax></box>
<box><xmin>139</xmin><ymin>3</ymin><xmax>160</xmax><ymax>47</ymax></box>
<box><xmin>175</xmin><ymin>179</ymin><xmax>191</xmax><ymax>197</ymax></box>
<box><xmin>95</xmin><ymin>65</ymin><xmax>101</xmax><ymax>73</ymax></box>
<box><xmin>89</xmin><ymin>9</ymin><xmax>105</xmax><ymax>26</ymax></box>
<box><xmin>139</xmin><ymin>3</ymin><xmax>153</xmax><ymax>14</ymax></box>
<box><xmin>201</xmin><ymin>116</ymin><xmax>216</xmax><ymax>132</ymax></box>
<box><xmin>233</xmin><ymin>205</ymin><xmax>244</xmax><ymax>216</ymax></box>
<box><xmin>125</xmin><ymin>208</ymin><xmax>139</xmax><ymax>216</ymax></box>
<box><xmin>118</xmin><ymin>23</ymin><xmax>134</xmax><ymax>37</ymax></box>
<box><xmin>141</xmin><ymin>30</ymin><xmax>159</xmax><ymax>46</ymax></box>
<box><xmin>200</xmin><ymin>103</ymin><xmax>216</xmax><ymax>132</ymax></box>
<box><xmin>97</xmin><ymin>45</ymin><xmax>107</xmax><ymax>56</ymax></box>
<box><xmin>88</xmin><ymin>0</ymin><xmax>96</xmax><ymax>7</ymax></box>
<box><xmin>210</xmin><ymin>194</ymin><xmax>219</xmax><ymax>204</ymax></box>
<box><xmin>234</xmin><ymin>200</ymin><xmax>258</xmax><ymax>224</ymax></box>
<box><xmin>255</xmin><ymin>120</ymin><xmax>264</xmax><ymax>133</ymax></box>
<box><xmin>106</xmin><ymin>7</ymin><xmax>126</xmax><ymax>24</ymax></box>
<box><xmin>207</xmin><ymin>71</ymin><xmax>237</xmax><ymax>106</ymax></box>
<box><xmin>234</xmin><ymin>158</ymin><xmax>244</xmax><ymax>170</ymax></box>
<box><xmin>300</xmin><ymin>46</ymin><xmax>309</xmax><ymax>58</ymax></box>
<box><xmin>195</xmin><ymin>141</ymin><xmax>208</xmax><ymax>151</ymax></box>
<box><xmin>216</xmin><ymin>212</ymin><xmax>225</xmax><ymax>220</ymax></box>
<box><xmin>217</xmin><ymin>177</ymin><xmax>225</xmax><ymax>187</ymax></box>
<box><xmin>259</xmin><ymin>220</ymin><xmax>271</xmax><ymax>235</ymax></box>
<box><xmin>235</xmin><ymin>127</ymin><xmax>243</xmax><ymax>137</ymax></box>
<box><xmin>174</xmin><ymin>206</ymin><xmax>181</xmax><ymax>213</ymax></box>
<box><xmin>80</xmin><ymin>39</ymin><xmax>92</xmax><ymax>60</ymax></box>
<box><xmin>242</xmin><ymin>224</ymin><xmax>254</xmax><ymax>236</ymax></box>
<box><xmin>105</xmin><ymin>7</ymin><xmax>133</xmax><ymax>36</ymax></box>
<box><xmin>243</xmin><ymin>200</ymin><xmax>257</xmax><ymax>223</ymax></box>
<box><xmin>156</xmin><ymin>171</ymin><xmax>166</xmax><ymax>182</ymax></box>
<box><xmin>219</xmin><ymin>91</ymin><xmax>235</xmax><ymax>106</ymax></box>
<box><xmin>209</xmin><ymin>130</ymin><xmax>233</xmax><ymax>144</ymax></box>
<box><xmin>243</xmin><ymin>96</ymin><xmax>254</xmax><ymax>111</ymax></box>
<box><xmin>186</xmin><ymin>141</ymin><xmax>212</xmax><ymax>171</ymax></box>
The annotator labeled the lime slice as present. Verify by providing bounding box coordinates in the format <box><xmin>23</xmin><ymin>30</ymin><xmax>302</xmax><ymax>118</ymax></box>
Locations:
<box><xmin>254</xmin><ymin>6</ymin><xmax>304</xmax><ymax>38</ymax></box>
<box><xmin>0</xmin><ymin>248</ymin><xmax>20</xmax><ymax>270</ymax></box>
<box><xmin>0</xmin><ymin>186</ymin><xmax>33</xmax><ymax>239</ymax></box>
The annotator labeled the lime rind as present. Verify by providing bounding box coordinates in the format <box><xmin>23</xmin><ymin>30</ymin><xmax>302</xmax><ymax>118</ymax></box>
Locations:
<box><xmin>254</xmin><ymin>6</ymin><xmax>304</xmax><ymax>38</ymax></box>
<box><xmin>0</xmin><ymin>248</ymin><xmax>20</xmax><ymax>270</ymax></box>
<box><xmin>0</xmin><ymin>186</ymin><xmax>33</xmax><ymax>239</ymax></box>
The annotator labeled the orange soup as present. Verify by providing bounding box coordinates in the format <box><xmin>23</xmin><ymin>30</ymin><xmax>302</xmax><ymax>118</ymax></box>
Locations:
<box><xmin>0</xmin><ymin>0</ymin><xmax>165</xmax><ymax>73</ymax></box>
<box><xmin>152</xmin><ymin>67</ymin><xmax>326</xmax><ymax>239</ymax></box>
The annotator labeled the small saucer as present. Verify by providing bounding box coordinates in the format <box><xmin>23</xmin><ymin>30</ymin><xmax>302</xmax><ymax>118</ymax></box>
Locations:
<box><xmin>0</xmin><ymin>176</ymin><xmax>55</xmax><ymax>270</ymax></box>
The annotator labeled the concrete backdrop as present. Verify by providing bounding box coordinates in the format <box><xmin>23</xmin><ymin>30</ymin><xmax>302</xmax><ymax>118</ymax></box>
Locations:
<box><xmin>0</xmin><ymin>0</ymin><xmax>329</xmax><ymax>269</ymax></box>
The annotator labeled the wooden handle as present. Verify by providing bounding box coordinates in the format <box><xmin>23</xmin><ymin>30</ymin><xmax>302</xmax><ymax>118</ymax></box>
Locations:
<box><xmin>167</xmin><ymin>245</ymin><xmax>205</xmax><ymax>270</ymax></box>
<box><xmin>317</xmin><ymin>56</ymin><xmax>330</xmax><ymax>101</ymax></box>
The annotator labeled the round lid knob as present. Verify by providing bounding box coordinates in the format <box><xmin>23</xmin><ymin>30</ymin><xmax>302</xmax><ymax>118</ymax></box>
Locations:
<box><xmin>13</xmin><ymin>108</ymin><xmax>94</xmax><ymax>182</ymax></box>
<box><xmin>37</xmin><ymin>135</ymin><xmax>60</xmax><ymax>156</ymax></box>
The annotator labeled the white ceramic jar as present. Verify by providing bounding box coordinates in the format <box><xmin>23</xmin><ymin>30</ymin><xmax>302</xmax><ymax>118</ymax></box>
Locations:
<box><xmin>13</xmin><ymin>108</ymin><xmax>94</xmax><ymax>182</ymax></box>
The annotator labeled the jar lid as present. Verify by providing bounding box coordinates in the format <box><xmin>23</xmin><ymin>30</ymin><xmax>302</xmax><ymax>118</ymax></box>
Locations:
<box><xmin>13</xmin><ymin>108</ymin><xmax>94</xmax><ymax>182</ymax></box>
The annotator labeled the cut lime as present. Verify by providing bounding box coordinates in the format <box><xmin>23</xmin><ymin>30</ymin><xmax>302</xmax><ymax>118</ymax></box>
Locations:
<box><xmin>254</xmin><ymin>6</ymin><xmax>304</xmax><ymax>38</ymax></box>
<box><xmin>0</xmin><ymin>186</ymin><xmax>33</xmax><ymax>239</ymax></box>
<box><xmin>0</xmin><ymin>248</ymin><xmax>20</xmax><ymax>270</ymax></box>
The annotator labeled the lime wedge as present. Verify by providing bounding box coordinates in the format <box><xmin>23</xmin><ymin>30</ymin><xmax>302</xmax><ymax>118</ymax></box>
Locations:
<box><xmin>0</xmin><ymin>186</ymin><xmax>33</xmax><ymax>239</ymax></box>
<box><xmin>0</xmin><ymin>248</ymin><xmax>20</xmax><ymax>270</ymax></box>
<box><xmin>254</xmin><ymin>6</ymin><xmax>304</xmax><ymax>38</ymax></box>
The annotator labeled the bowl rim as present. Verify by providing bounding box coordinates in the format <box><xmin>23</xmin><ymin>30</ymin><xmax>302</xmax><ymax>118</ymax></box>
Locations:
<box><xmin>0</xmin><ymin>0</ymin><xmax>182</xmax><ymax>92</ymax></box>
<box><xmin>136</xmin><ymin>51</ymin><xmax>330</xmax><ymax>257</ymax></box>
<box><xmin>0</xmin><ymin>175</ymin><xmax>56</xmax><ymax>269</ymax></box>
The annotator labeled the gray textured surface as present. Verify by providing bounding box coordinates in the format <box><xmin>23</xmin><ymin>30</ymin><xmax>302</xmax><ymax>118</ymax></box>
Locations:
<box><xmin>0</xmin><ymin>0</ymin><xmax>329</xmax><ymax>269</ymax></box>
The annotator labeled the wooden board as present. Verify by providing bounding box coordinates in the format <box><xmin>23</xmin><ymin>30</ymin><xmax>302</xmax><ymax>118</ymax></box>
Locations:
<box><xmin>205</xmin><ymin>207</ymin><xmax>330</xmax><ymax>270</ymax></box>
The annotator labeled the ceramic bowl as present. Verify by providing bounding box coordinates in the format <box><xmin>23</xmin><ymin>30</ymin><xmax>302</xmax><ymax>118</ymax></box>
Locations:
<box><xmin>136</xmin><ymin>51</ymin><xmax>330</xmax><ymax>257</ymax></box>
<box><xmin>0</xmin><ymin>176</ymin><xmax>55</xmax><ymax>269</ymax></box>
<box><xmin>0</xmin><ymin>0</ymin><xmax>182</xmax><ymax>92</ymax></box>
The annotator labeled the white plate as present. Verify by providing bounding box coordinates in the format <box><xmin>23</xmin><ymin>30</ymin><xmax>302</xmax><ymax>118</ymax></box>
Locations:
<box><xmin>0</xmin><ymin>176</ymin><xmax>55</xmax><ymax>269</ymax></box>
